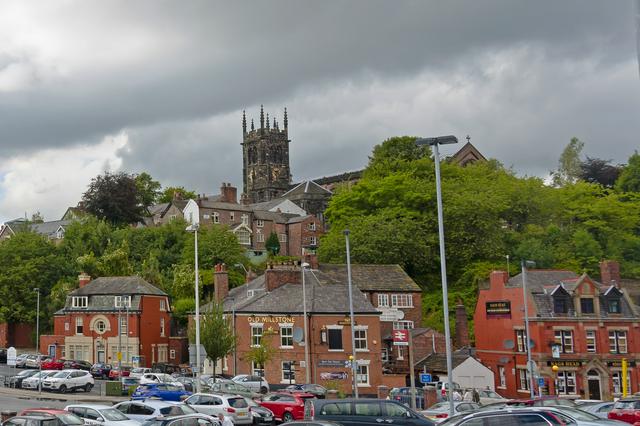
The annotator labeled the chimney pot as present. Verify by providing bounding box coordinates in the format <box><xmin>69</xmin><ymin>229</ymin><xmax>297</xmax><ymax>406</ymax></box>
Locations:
<box><xmin>490</xmin><ymin>270</ymin><xmax>509</xmax><ymax>288</ymax></box>
<box><xmin>78</xmin><ymin>273</ymin><xmax>91</xmax><ymax>288</ymax></box>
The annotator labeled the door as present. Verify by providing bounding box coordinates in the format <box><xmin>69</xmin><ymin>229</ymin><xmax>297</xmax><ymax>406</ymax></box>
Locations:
<box><xmin>588</xmin><ymin>379</ymin><xmax>601</xmax><ymax>400</ymax></box>
<box><xmin>48</xmin><ymin>345</ymin><xmax>56</xmax><ymax>358</ymax></box>
<box><xmin>97</xmin><ymin>350</ymin><xmax>105</xmax><ymax>363</ymax></box>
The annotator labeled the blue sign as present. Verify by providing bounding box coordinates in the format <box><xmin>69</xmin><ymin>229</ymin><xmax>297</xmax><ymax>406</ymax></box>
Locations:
<box><xmin>420</xmin><ymin>373</ymin><xmax>432</xmax><ymax>384</ymax></box>
<box><xmin>537</xmin><ymin>377</ymin><xmax>545</xmax><ymax>387</ymax></box>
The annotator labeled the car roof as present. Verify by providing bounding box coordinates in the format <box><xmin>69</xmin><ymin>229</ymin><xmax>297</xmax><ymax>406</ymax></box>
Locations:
<box><xmin>65</xmin><ymin>404</ymin><xmax>113</xmax><ymax>410</ymax></box>
<box><xmin>122</xmin><ymin>400</ymin><xmax>180</xmax><ymax>407</ymax></box>
<box><xmin>20</xmin><ymin>409</ymin><xmax>69</xmax><ymax>414</ymax></box>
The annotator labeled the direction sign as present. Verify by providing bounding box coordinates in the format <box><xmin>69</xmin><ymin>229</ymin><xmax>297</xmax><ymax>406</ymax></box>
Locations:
<box><xmin>537</xmin><ymin>377</ymin><xmax>545</xmax><ymax>387</ymax></box>
<box><xmin>6</xmin><ymin>347</ymin><xmax>16</xmax><ymax>367</ymax></box>
<box><xmin>420</xmin><ymin>373</ymin><xmax>432</xmax><ymax>384</ymax></box>
<box><xmin>393</xmin><ymin>329</ymin><xmax>409</xmax><ymax>346</ymax></box>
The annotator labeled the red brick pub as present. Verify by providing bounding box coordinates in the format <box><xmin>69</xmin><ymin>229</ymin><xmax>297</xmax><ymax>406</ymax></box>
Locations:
<box><xmin>475</xmin><ymin>261</ymin><xmax>640</xmax><ymax>400</ymax></box>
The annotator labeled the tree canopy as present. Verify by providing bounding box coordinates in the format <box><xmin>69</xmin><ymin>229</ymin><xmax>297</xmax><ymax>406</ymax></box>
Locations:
<box><xmin>82</xmin><ymin>172</ymin><xmax>146</xmax><ymax>226</ymax></box>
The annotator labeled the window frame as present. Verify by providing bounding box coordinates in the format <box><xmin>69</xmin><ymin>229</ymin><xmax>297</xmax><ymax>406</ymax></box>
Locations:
<box><xmin>557</xmin><ymin>371</ymin><xmax>577</xmax><ymax>395</ymax></box>
<box><xmin>251</xmin><ymin>325</ymin><xmax>263</xmax><ymax>347</ymax></box>
<box><xmin>377</xmin><ymin>294</ymin><xmax>389</xmax><ymax>307</ymax></box>
<box><xmin>580</xmin><ymin>298</ymin><xmax>595</xmax><ymax>314</ymax></box>
<box><xmin>554</xmin><ymin>330</ymin><xmax>574</xmax><ymax>353</ymax></box>
<box><xmin>586</xmin><ymin>330</ymin><xmax>597</xmax><ymax>353</ymax></box>
<box><xmin>515</xmin><ymin>329</ymin><xmax>527</xmax><ymax>353</ymax></box>
<box><xmin>356</xmin><ymin>364</ymin><xmax>369</xmax><ymax>386</ymax></box>
<box><xmin>280</xmin><ymin>325</ymin><xmax>293</xmax><ymax>348</ymax></box>
<box><xmin>354</xmin><ymin>328</ymin><xmax>368</xmax><ymax>351</ymax></box>
<box><xmin>75</xmin><ymin>317</ymin><xmax>84</xmax><ymax>334</ymax></box>
<box><xmin>517</xmin><ymin>368</ymin><xmax>530</xmax><ymax>391</ymax></box>
<box><xmin>72</xmin><ymin>296</ymin><xmax>88</xmax><ymax>309</ymax></box>
<box><xmin>328</xmin><ymin>328</ymin><xmax>343</xmax><ymax>351</ymax></box>
<box><xmin>281</xmin><ymin>361</ymin><xmax>295</xmax><ymax>383</ymax></box>
<box><xmin>609</xmin><ymin>330</ymin><xmax>628</xmax><ymax>354</ymax></box>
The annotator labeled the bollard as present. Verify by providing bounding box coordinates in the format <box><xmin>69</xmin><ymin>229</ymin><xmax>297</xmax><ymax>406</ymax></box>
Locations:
<box><xmin>1</xmin><ymin>411</ymin><xmax>17</xmax><ymax>422</ymax></box>
<box><xmin>377</xmin><ymin>385</ymin><xmax>389</xmax><ymax>400</ymax></box>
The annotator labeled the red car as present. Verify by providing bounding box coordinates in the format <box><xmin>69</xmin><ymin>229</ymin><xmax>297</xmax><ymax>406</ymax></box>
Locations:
<box><xmin>18</xmin><ymin>409</ymin><xmax>84</xmax><ymax>425</ymax></box>
<box><xmin>608</xmin><ymin>397</ymin><xmax>640</xmax><ymax>424</ymax></box>
<box><xmin>258</xmin><ymin>392</ymin><xmax>315</xmax><ymax>422</ymax></box>
<box><xmin>109</xmin><ymin>366</ymin><xmax>131</xmax><ymax>380</ymax></box>
<box><xmin>40</xmin><ymin>358</ymin><xmax>66</xmax><ymax>370</ymax></box>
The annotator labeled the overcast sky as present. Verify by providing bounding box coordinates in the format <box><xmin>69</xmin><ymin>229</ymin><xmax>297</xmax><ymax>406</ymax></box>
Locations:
<box><xmin>0</xmin><ymin>0</ymin><xmax>639</xmax><ymax>223</ymax></box>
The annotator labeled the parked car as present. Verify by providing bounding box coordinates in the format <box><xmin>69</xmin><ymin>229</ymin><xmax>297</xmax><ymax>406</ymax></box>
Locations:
<box><xmin>245</xmin><ymin>398</ymin><xmax>274</xmax><ymax>426</ymax></box>
<box><xmin>533</xmin><ymin>406</ymin><xmax>623</xmax><ymax>426</ymax></box>
<box><xmin>64</xmin><ymin>360</ymin><xmax>93</xmax><ymax>370</ymax></box>
<box><xmin>65</xmin><ymin>404</ymin><xmax>140</xmax><ymax>426</ymax></box>
<box><xmin>183</xmin><ymin>393</ymin><xmax>253</xmax><ymax>425</ymax></box>
<box><xmin>90</xmin><ymin>363</ymin><xmax>113</xmax><ymax>379</ymax></box>
<box><xmin>259</xmin><ymin>392</ymin><xmax>316</xmax><ymax>423</ymax></box>
<box><xmin>132</xmin><ymin>383</ymin><xmax>192</xmax><ymax>401</ymax></box>
<box><xmin>285</xmin><ymin>384</ymin><xmax>327</xmax><ymax>399</ymax></box>
<box><xmin>281</xmin><ymin>422</ymin><xmax>341</xmax><ymax>426</ymax></box>
<box><xmin>40</xmin><ymin>358</ymin><xmax>67</xmax><ymax>370</ymax></box>
<box><xmin>608</xmin><ymin>397</ymin><xmax>640</xmax><ymax>424</ymax></box>
<box><xmin>3</xmin><ymin>415</ymin><xmax>59</xmax><ymax>426</ymax></box>
<box><xmin>140</xmin><ymin>372</ymin><xmax>184</xmax><ymax>387</ymax></box>
<box><xmin>208</xmin><ymin>380</ymin><xmax>259</xmax><ymax>398</ymax></box>
<box><xmin>109</xmin><ymin>366</ymin><xmax>131</xmax><ymax>380</ymax></box>
<box><xmin>121</xmin><ymin>376</ymin><xmax>141</xmax><ymax>394</ymax></box>
<box><xmin>389</xmin><ymin>387</ymin><xmax>426</xmax><ymax>409</ymax></box>
<box><xmin>113</xmin><ymin>400</ymin><xmax>199</xmax><ymax>423</ymax></box>
<box><xmin>15</xmin><ymin>353</ymin><xmax>30</xmax><ymax>368</ymax></box>
<box><xmin>437</xmin><ymin>408</ymin><xmax>565</xmax><ymax>426</ymax></box>
<box><xmin>139</xmin><ymin>414</ymin><xmax>221</xmax><ymax>426</ymax></box>
<box><xmin>7</xmin><ymin>369</ymin><xmax>40</xmax><ymax>388</ymax></box>
<box><xmin>129</xmin><ymin>367</ymin><xmax>152</xmax><ymax>378</ymax></box>
<box><xmin>581</xmin><ymin>402</ymin><xmax>615</xmax><ymax>419</ymax></box>
<box><xmin>420</xmin><ymin>402</ymin><xmax>480</xmax><ymax>423</ymax></box>
<box><xmin>475</xmin><ymin>389</ymin><xmax>507</xmax><ymax>405</ymax></box>
<box><xmin>0</xmin><ymin>347</ymin><xmax>7</xmax><ymax>363</ymax></box>
<box><xmin>152</xmin><ymin>362</ymin><xmax>182</xmax><ymax>375</ymax></box>
<box><xmin>21</xmin><ymin>370</ymin><xmax>58</xmax><ymax>390</ymax></box>
<box><xmin>17</xmin><ymin>409</ymin><xmax>85</xmax><ymax>426</ymax></box>
<box><xmin>42</xmin><ymin>369</ymin><xmax>95</xmax><ymax>393</ymax></box>
<box><xmin>506</xmin><ymin>397</ymin><xmax>577</xmax><ymax>408</ymax></box>
<box><xmin>232</xmin><ymin>374</ymin><xmax>269</xmax><ymax>394</ymax></box>
<box><xmin>174</xmin><ymin>376</ymin><xmax>199</xmax><ymax>393</ymax></box>
<box><xmin>25</xmin><ymin>354</ymin><xmax>48</xmax><ymax>368</ymax></box>
<box><xmin>304</xmin><ymin>398</ymin><xmax>436</xmax><ymax>426</ymax></box>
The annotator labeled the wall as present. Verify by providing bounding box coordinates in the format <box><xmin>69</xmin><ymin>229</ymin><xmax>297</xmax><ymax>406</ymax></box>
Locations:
<box><xmin>0</xmin><ymin>323</ymin><xmax>35</xmax><ymax>348</ymax></box>
<box><xmin>454</xmin><ymin>358</ymin><xmax>495</xmax><ymax>390</ymax></box>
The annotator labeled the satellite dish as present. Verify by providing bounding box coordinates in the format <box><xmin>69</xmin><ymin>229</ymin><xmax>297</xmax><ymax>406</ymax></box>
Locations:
<box><xmin>292</xmin><ymin>327</ymin><xmax>304</xmax><ymax>343</ymax></box>
<box><xmin>503</xmin><ymin>339</ymin><xmax>515</xmax><ymax>350</ymax></box>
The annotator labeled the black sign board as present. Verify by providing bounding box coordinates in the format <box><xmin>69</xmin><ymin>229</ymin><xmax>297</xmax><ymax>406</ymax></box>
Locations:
<box><xmin>607</xmin><ymin>360</ymin><xmax>637</xmax><ymax>368</ymax></box>
<box><xmin>486</xmin><ymin>301</ymin><xmax>511</xmax><ymax>316</ymax></box>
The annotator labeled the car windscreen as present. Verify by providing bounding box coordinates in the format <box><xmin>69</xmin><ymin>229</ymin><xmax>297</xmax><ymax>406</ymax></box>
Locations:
<box><xmin>229</xmin><ymin>397</ymin><xmax>249</xmax><ymax>408</ymax></box>
<box><xmin>52</xmin><ymin>372</ymin><xmax>68</xmax><ymax>378</ymax></box>
<box><xmin>556</xmin><ymin>408</ymin><xmax>599</xmax><ymax>421</ymax></box>
<box><xmin>99</xmin><ymin>409</ymin><xmax>129</xmax><ymax>421</ymax></box>
<box><xmin>57</xmin><ymin>414</ymin><xmax>85</xmax><ymax>425</ymax></box>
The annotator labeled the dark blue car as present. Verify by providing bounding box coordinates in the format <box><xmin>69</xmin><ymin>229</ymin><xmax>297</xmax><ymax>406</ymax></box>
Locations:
<box><xmin>131</xmin><ymin>383</ymin><xmax>192</xmax><ymax>401</ymax></box>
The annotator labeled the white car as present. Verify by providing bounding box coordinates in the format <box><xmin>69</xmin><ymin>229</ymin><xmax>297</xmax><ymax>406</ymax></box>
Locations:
<box><xmin>129</xmin><ymin>367</ymin><xmax>152</xmax><ymax>378</ymax></box>
<box><xmin>112</xmin><ymin>400</ymin><xmax>204</xmax><ymax>423</ymax></box>
<box><xmin>65</xmin><ymin>404</ymin><xmax>139</xmax><ymax>426</ymax></box>
<box><xmin>477</xmin><ymin>389</ymin><xmax>507</xmax><ymax>405</ymax></box>
<box><xmin>43</xmin><ymin>369</ymin><xmax>94</xmax><ymax>393</ymax></box>
<box><xmin>231</xmin><ymin>374</ymin><xmax>269</xmax><ymax>394</ymax></box>
<box><xmin>140</xmin><ymin>372</ymin><xmax>184</xmax><ymax>388</ymax></box>
<box><xmin>184</xmin><ymin>393</ymin><xmax>253</xmax><ymax>425</ymax></box>
<box><xmin>21</xmin><ymin>370</ymin><xmax>58</xmax><ymax>389</ymax></box>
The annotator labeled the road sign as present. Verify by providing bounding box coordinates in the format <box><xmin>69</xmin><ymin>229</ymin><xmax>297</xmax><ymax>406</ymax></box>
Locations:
<box><xmin>6</xmin><ymin>347</ymin><xmax>16</xmax><ymax>367</ymax></box>
<box><xmin>393</xmin><ymin>329</ymin><xmax>409</xmax><ymax>346</ymax></box>
<box><xmin>420</xmin><ymin>373</ymin><xmax>432</xmax><ymax>384</ymax></box>
<box><xmin>117</xmin><ymin>351</ymin><xmax>122</xmax><ymax>361</ymax></box>
<box><xmin>537</xmin><ymin>377</ymin><xmax>545</xmax><ymax>387</ymax></box>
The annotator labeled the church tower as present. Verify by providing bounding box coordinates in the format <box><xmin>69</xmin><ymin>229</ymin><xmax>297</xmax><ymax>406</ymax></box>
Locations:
<box><xmin>241</xmin><ymin>106</ymin><xmax>292</xmax><ymax>203</ymax></box>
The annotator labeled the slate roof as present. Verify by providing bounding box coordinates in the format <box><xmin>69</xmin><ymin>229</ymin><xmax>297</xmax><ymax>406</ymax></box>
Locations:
<box><xmin>198</xmin><ymin>199</ymin><xmax>251</xmax><ymax>211</ymax></box>
<box><xmin>71</xmin><ymin>276</ymin><xmax>166</xmax><ymax>296</ymax></box>
<box><xmin>318</xmin><ymin>264</ymin><xmax>421</xmax><ymax>292</ymax></box>
<box><xmin>414</xmin><ymin>353</ymin><xmax>470</xmax><ymax>372</ymax></box>
<box><xmin>211</xmin><ymin>268</ymin><xmax>379</xmax><ymax>315</ymax></box>
<box><xmin>1</xmin><ymin>219</ymin><xmax>71</xmax><ymax>239</ymax></box>
<box><xmin>282</xmin><ymin>180</ymin><xmax>332</xmax><ymax>197</ymax></box>
<box><xmin>248</xmin><ymin>199</ymin><xmax>292</xmax><ymax>211</ymax></box>
<box><xmin>287</xmin><ymin>215</ymin><xmax>315</xmax><ymax>224</ymax></box>
<box><xmin>252</xmin><ymin>210</ymin><xmax>298</xmax><ymax>223</ymax></box>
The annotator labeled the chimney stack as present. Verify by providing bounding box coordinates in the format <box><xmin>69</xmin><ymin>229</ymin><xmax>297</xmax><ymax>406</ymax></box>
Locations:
<box><xmin>78</xmin><ymin>273</ymin><xmax>91</xmax><ymax>288</ymax></box>
<box><xmin>265</xmin><ymin>263</ymin><xmax>302</xmax><ymax>292</ymax></box>
<box><xmin>220</xmin><ymin>183</ymin><xmax>238</xmax><ymax>204</ymax></box>
<box><xmin>214</xmin><ymin>263</ymin><xmax>229</xmax><ymax>301</ymax></box>
<box><xmin>600</xmin><ymin>260</ymin><xmax>621</xmax><ymax>288</ymax></box>
<box><xmin>455</xmin><ymin>302</ymin><xmax>470</xmax><ymax>348</ymax></box>
<box><xmin>489</xmin><ymin>270</ymin><xmax>510</xmax><ymax>289</ymax></box>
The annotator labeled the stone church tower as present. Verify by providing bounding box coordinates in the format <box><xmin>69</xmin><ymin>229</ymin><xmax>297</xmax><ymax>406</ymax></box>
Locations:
<box><xmin>241</xmin><ymin>106</ymin><xmax>292</xmax><ymax>203</ymax></box>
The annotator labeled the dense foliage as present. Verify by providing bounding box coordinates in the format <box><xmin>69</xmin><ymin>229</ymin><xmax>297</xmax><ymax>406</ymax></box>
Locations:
<box><xmin>319</xmin><ymin>136</ymin><xmax>640</xmax><ymax>335</ymax></box>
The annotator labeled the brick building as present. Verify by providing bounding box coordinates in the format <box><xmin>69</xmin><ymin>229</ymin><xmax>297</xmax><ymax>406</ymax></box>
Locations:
<box><xmin>40</xmin><ymin>274</ymin><xmax>178</xmax><ymax>367</ymax></box>
<box><xmin>475</xmin><ymin>261</ymin><xmax>640</xmax><ymax>400</ymax></box>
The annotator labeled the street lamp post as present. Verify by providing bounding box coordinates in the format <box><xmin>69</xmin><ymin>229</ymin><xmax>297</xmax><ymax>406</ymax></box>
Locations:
<box><xmin>34</xmin><ymin>288</ymin><xmax>41</xmax><ymax>395</ymax></box>
<box><xmin>187</xmin><ymin>223</ymin><xmax>202</xmax><ymax>393</ymax></box>
<box><xmin>521</xmin><ymin>260</ymin><xmax>536</xmax><ymax>398</ymax></box>
<box><xmin>416</xmin><ymin>135</ymin><xmax>458</xmax><ymax>417</ymax></box>
<box><xmin>344</xmin><ymin>230</ymin><xmax>358</xmax><ymax>398</ymax></box>
<box><xmin>301</xmin><ymin>262</ymin><xmax>311</xmax><ymax>384</ymax></box>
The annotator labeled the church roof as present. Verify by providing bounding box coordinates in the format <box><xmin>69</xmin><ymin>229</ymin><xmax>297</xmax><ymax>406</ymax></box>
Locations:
<box><xmin>450</xmin><ymin>141</ymin><xmax>487</xmax><ymax>166</ymax></box>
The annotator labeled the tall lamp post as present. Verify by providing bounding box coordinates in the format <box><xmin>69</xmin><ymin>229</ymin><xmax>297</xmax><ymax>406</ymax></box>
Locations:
<box><xmin>34</xmin><ymin>288</ymin><xmax>41</xmax><ymax>395</ymax></box>
<box><xmin>415</xmin><ymin>135</ymin><xmax>458</xmax><ymax>417</ymax></box>
<box><xmin>521</xmin><ymin>260</ymin><xmax>536</xmax><ymax>398</ymax></box>
<box><xmin>301</xmin><ymin>262</ymin><xmax>311</xmax><ymax>384</ymax></box>
<box><xmin>186</xmin><ymin>222</ymin><xmax>202</xmax><ymax>393</ymax></box>
<box><xmin>344</xmin><ymin>230</ymin><xmax>358</xmax><ymax>398</ymax></box>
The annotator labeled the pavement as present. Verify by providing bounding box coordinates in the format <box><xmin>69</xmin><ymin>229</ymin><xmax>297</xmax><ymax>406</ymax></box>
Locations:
<box><xmin>0</xmin><ymin>385</ymin><xmax>128</xmax><ymax>404</ymax></box>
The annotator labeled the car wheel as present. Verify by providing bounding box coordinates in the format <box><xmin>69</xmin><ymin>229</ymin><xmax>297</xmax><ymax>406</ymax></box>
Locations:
<box><xmin>282</xmin><ymin>412</ymin><xmax>293</xmax><ymax>422</ymax></box>
<box><xmin>59</xmin><ymin>385</ymin><xmax>67</xmax><ymax>394</ymax></box>
<box><xmin>85</xmin><ymin>383</ymin><xmax>93</xmax><ymax>392</ymax></box>
<box><xmin>260</xmin><ymin>386</ymin><xmax>268</xmax><ymax>394</ymax></box>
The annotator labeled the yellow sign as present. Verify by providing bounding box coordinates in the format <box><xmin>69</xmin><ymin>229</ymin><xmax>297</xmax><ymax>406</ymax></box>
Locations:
<box><xmin>622</xmin><ymin>358</ymin><xmax>628</xmax><ymax>397</ymax></box>
<box><xmin>117</xmin><ymin>351</ymin><xmax>122</xmax><ymax>361</ymax></box>
<box><xmin>247</xmin><ymin>315</ymin><xmax>294</xmax><ymax>324</ymax></box>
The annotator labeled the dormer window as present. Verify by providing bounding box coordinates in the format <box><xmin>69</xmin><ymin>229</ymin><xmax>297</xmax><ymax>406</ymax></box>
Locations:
<box><xmin>241</xmin><ymin>214</ymin><xmax>249</xmax><ymax>225</ymax></box>
<box><xmin>608</xmin><ymin>298</ymin><xmax>621</xmax><ymax>314</ymax></box>
<box><xmin>72</xmin><ymin>297</ymin><xmax>88</xmax><ymax>309</ymax></box>
<box><xmin>115</xmin><ymin>296</ymin><xmax>131</xmax><ymax>308</ymax></box>
<box><xmin>553</xmin><ymin>297</ymin><xmax>568</xmax><ymax>314</ymax></box>
<box><xmin>580</xmin><ymin>298</ymin><xmax>594</xmax><ymax>314</ymax></box>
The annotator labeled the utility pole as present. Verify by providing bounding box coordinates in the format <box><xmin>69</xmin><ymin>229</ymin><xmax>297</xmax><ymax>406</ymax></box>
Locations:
<box><xmin>522</xmin><ymin>260</ymin><xmax>535</xmax><ymax>398</ymax></box>
<box><xmin>344</xmin><ymin>230</ymin><xmax>359</xmax><ymax>398</ymax></box>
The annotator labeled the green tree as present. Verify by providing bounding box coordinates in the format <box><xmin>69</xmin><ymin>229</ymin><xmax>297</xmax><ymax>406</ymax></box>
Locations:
<box><xmin>158</xmin><ymin>186</ymin><xmax>198</xmax><ymax>203</ymax></box>
<box><xmin>244</xmin><ymin>327</ymin><xmax>276</xmax><ymax>381</ymax></box>
<box><xmin>135</xmin><ymin>172</ymin><xmax>162</xmax><ymax>211</ymax></box>
<box><xmin>580</xmin><ymin>157</ymin><xmax>622</xmax><ymax>188</ymax></box>
<box><xmin>552</xmin><ymin>137</ymin><xmax>584</xmax><ymax>186</ymax></box>
<box><xmin>200</xmin><ymin>301</ymin><xmax>236</xmax><ymax>376</ymax></box>
<box><xmin>616</xmin><ymin>151</ymin><xmax>640</xmax><ymax>193</ymax></box>
<box><xmin>82</xmin><ymin>171</ymin><xmax>146</xmax><ymax>226</ymax></box>
<box><xmin>265</xmin><ymin>232</ymin><xmax>280</xmax><ymax>256</ymax></box>
<box><xmin>181</xmin><ymin>225</ymin><xmax>245</xmax><ymax>272</ymax></box>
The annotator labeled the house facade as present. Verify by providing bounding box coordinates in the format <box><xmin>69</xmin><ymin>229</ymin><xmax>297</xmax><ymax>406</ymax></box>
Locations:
<box><xmin>475</xmin><ymin>261</ymin><xmax>640</xmax><ymax>400</ymax></box>
<box><xmin>40</xmin><ymin>274</ymin><xmax>174</xmax><ymax>367</ymax></box>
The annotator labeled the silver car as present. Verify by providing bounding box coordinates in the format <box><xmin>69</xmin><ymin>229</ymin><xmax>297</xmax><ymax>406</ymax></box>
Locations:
<box><xmin>580</xmin><ymin>402</ymin><xmax>615</xmax><ymax>419</ymax></box>
<box><xmin>532</xmin><ymin>406</ymin><xmax>625</xmax><ymax>426</ymax></box>
<box><xmin>113</xmin><ymin>400</ymin><xmax>199</xmax><ymax>423</ymax></box>
<box><xmin>184</xmin><ymin>393</ymin><xmax>253</xmax><ymax>425</ymax></box>
<box><xmin>21</xmin><ymin>370</ymin><xmax>58</xmax><ymax>389</ymax></box>
<box><xmin>65</xmin><ymin>404</ymin><xmax>139</xmax><ymax>426</ymax></box>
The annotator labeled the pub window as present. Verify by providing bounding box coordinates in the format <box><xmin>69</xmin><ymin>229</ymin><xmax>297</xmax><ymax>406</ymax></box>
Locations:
<box><xmin>557</xmin><ymin>371</ymin><xmax>577</xmax><ymax>395</ymax></box>
<box><xmin>354</xmin><ymin>328</ymin><xmax>368</xmax><ymax>351</ymax></box>
<box><xmin>251</xmin><ymin>361</ymin><xmax>264</xmax><ymax>377</ymax></box>
<box><xmin>280</xmin><ymin>325</ymin><xmax>293</xmax><ymax>348</ymax></box>
<box><xmin>586</xmin><ymin>330</ymin><xmax>597</xmax><ymax>353</ymax></box>
<box><xmin>72</xmin><ymin>297</ymin><xmax>88</xmax><ymax>309</ymax></box>
<box><xmin>282</xmin><ymin>361</ymin><xmax>295</xmax><ymax>383</ymax></box>
<box><xmin>75</xmin><ymin>317</ymin><xmax>83</xmax><ymax>334</ymax></box>
<box><xmin>613</xmin><ymin>372</ymin><xmax>631</xmax><ymax>394</ymax></box>
<box><xmin>515</xmin><ymin>330</ymin><xmax>527</xmax><ymax>352</ymax></box>
<box><xmin>251</xmin><ymin>325</ymin><xmax>263</xmax><ymax>347</ymax></box>
<box><xmin>498</xmin><ymin>366</ymin><xmax>506</xmax><ymax>388</ymax></box>
<box><xmin>609</xmin><ymin>330</ymin><xmax>627</xmax><ymax>354</ymax></box>
<box><xmin>377</xmin><ymin>294</ymin><xmax>389</xmax><ymax>307</ymax></box>
<box><xmin>356</xmin><ymin>364</ymin><xmax>369</xmax><ymax>386</ymax></box>
<box><xmin>328</xmin><ymin>328</ymin><xmax>343</xmax><ymax>350</ymax></box>
<box><xmin>580</xmin><ymin>298</ymin><xmax>594</xmax><ymax>314</ymax></box>
<box><xmin>518</xmin><ymin>368</ymin><xmax>530</xmax><ymax>391</ymax></box>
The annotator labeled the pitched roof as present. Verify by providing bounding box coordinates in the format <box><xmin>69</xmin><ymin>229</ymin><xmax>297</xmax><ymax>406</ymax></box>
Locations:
<box><xmin>318</xmin><ymin>264</ymin><xmax>421</xmax><ymax>292</ymax></box>
<box><xmin>252</xmin><ymin>210</ymin><xmax>298</xmax><ymax>223</ymax></box>
<box><xmin>71</xmin><ymin>276</ymin><xmax>167</xmax><ymax>296</ymax></box>
<box><xmin>287</xmin><ymin>215</ymin><xmax>315</xmax><ymax>224</ymax></box>
<box><xmin>282</xmin><ymin>180</ymin><xmax>332</xmax><ymax>197</ymax></box>
<box><xmin>30</xmin><ymin>220</ymin><xmax>72</xmax><ymax>237</ymax></box>
<box><xmin>414</xmin><ymin>353</ymin><xmax>470</xmax><ymax>372</ymax></box>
